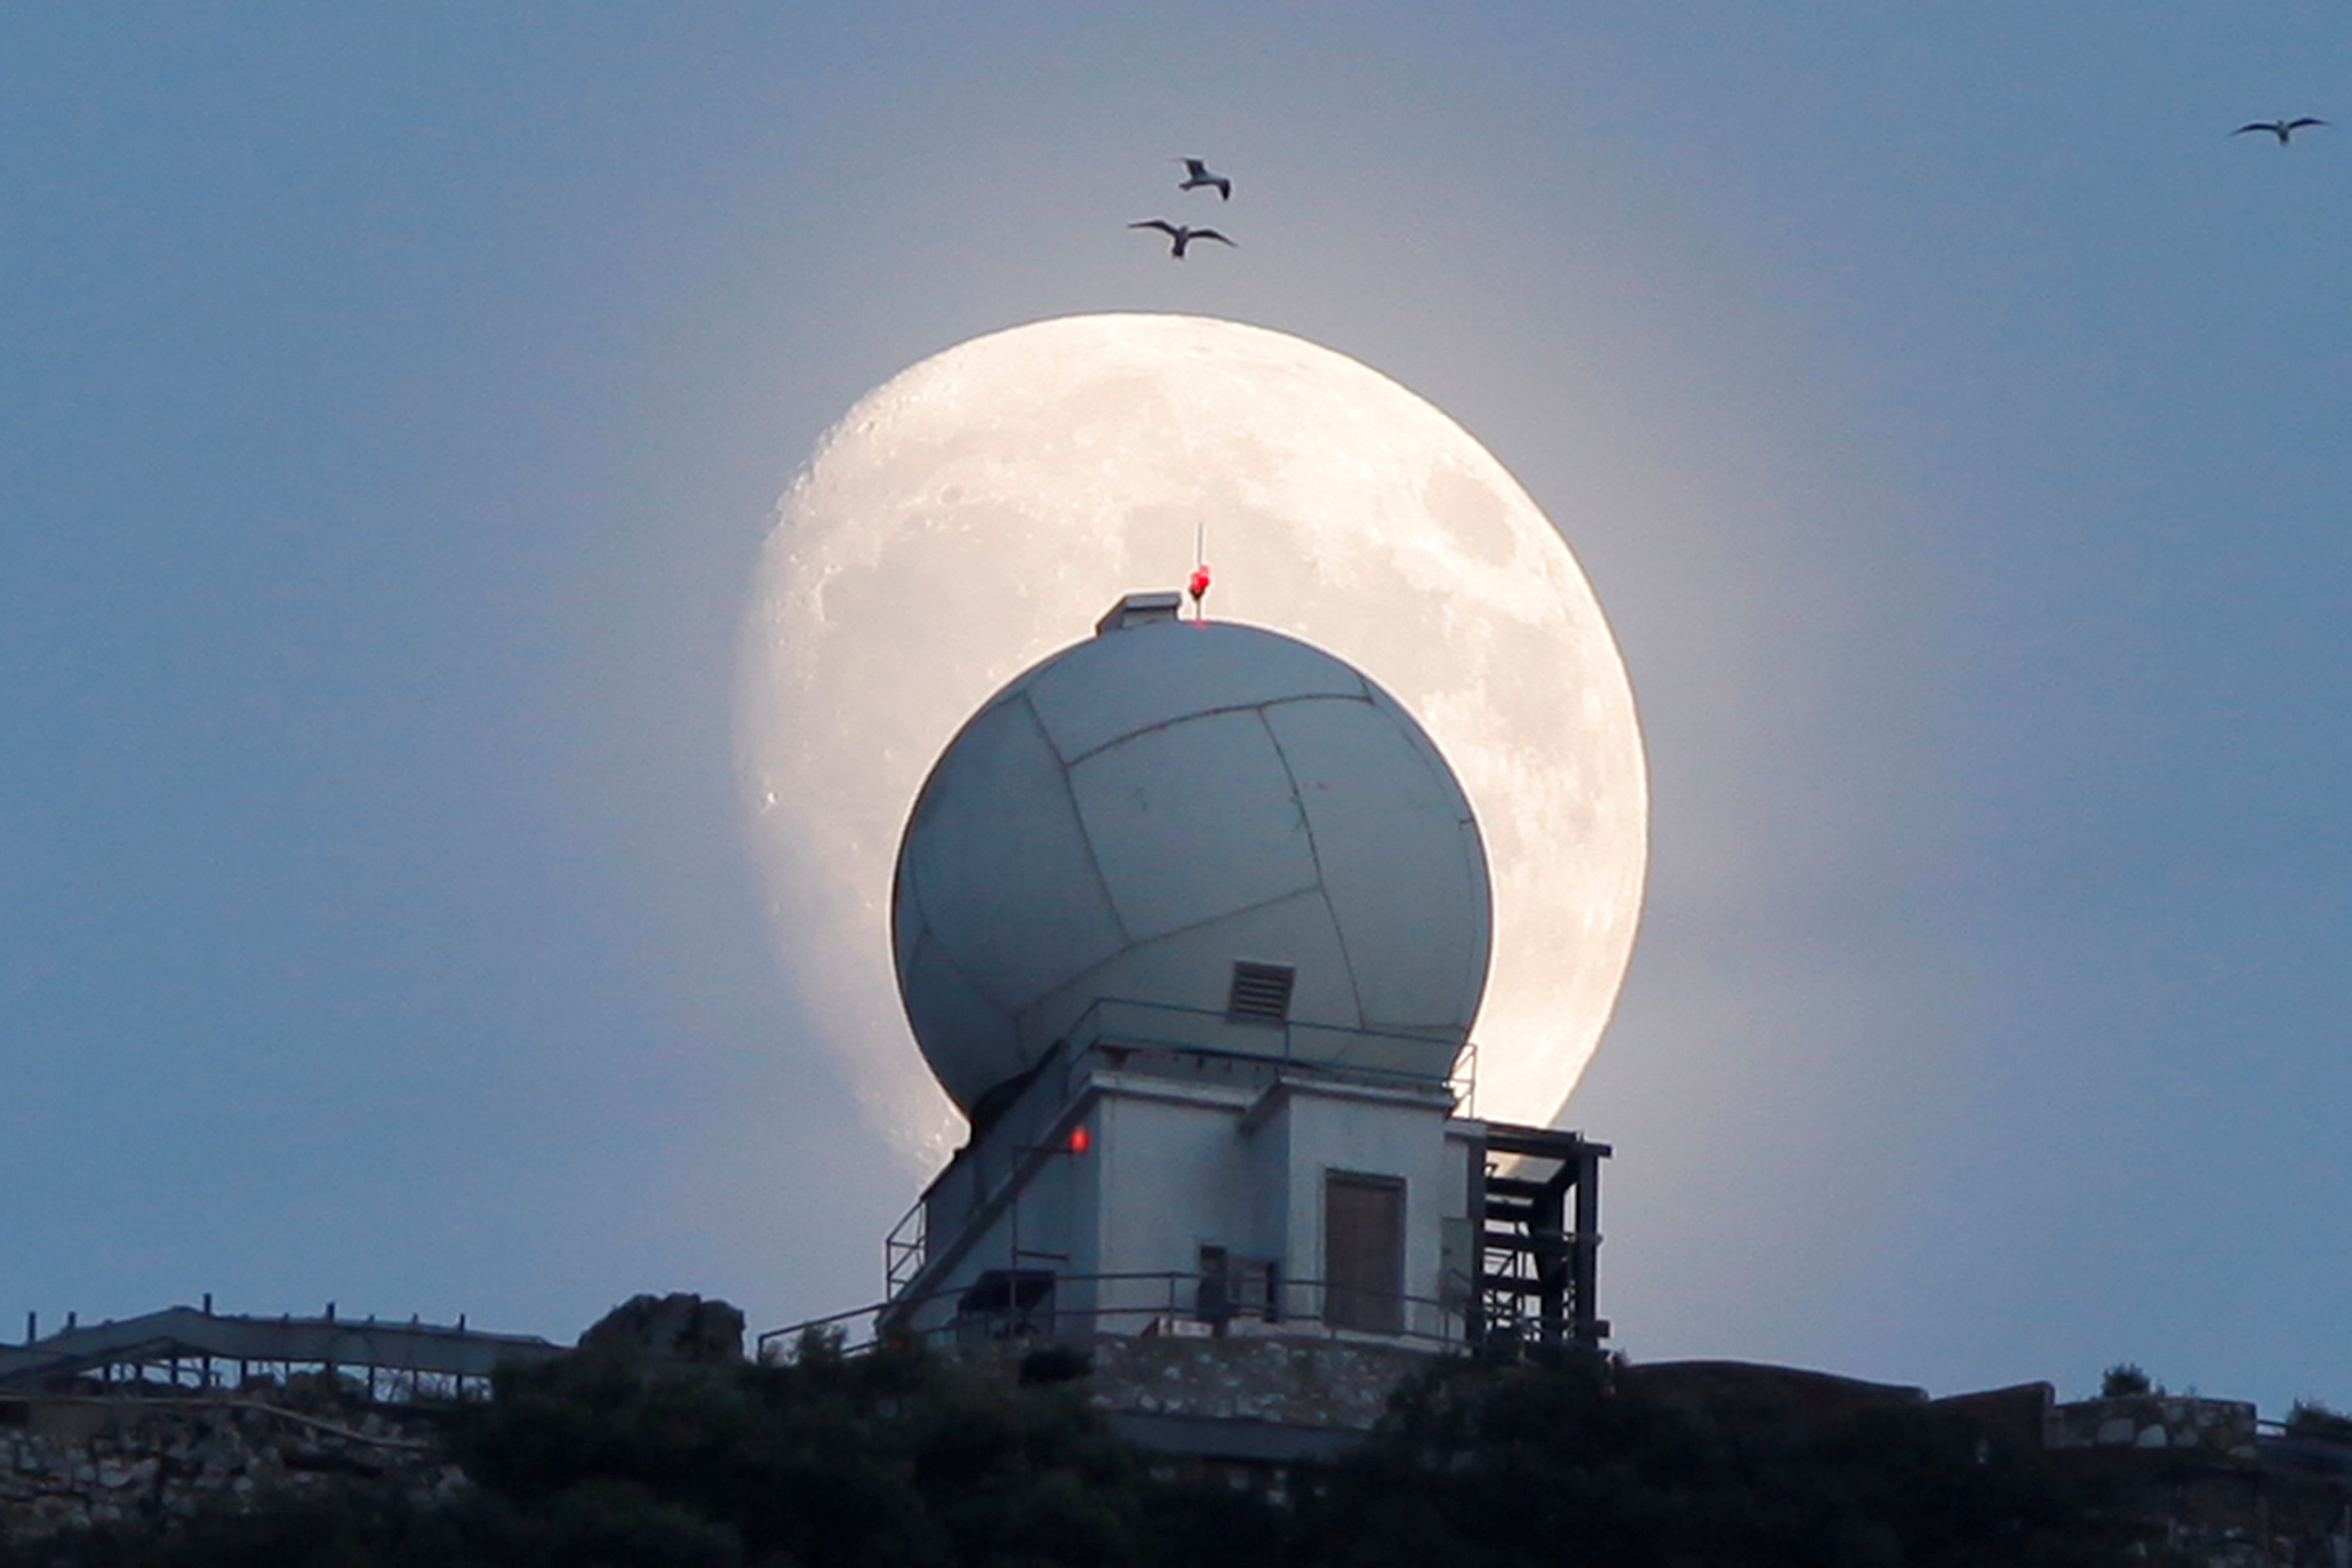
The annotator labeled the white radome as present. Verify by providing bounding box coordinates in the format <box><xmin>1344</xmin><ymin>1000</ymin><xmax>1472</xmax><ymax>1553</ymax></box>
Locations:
<box><xmin>894</xmin><ymin>610</ymin><xmax>1493</xmax><ymax>1113</ymax></box>
<box><xmin>739</xmin><ymin>312</ymin><xmax>1646</xmax><ymax>1164</ymax></box>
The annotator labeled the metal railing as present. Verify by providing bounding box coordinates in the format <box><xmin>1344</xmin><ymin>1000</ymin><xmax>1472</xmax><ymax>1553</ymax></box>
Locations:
<box><xmin>0</xmin><ymin>1306</ymin><xmax>558</xmax><ymax>1401</ymax></box>
<box><xmin>1062</xmin><ymin>997</ymin><xmax>1471</xmax><ymax>1094</ymax></box>
<box><xmin>884</xmin><ymin>1199</ymin><xmax>927</xmax><ymax>1297</ymax></box>
<box><xmin>759</xmin><ymin>1270</ymin><xmax>1472</xmax><ymax>1362</ymax></box>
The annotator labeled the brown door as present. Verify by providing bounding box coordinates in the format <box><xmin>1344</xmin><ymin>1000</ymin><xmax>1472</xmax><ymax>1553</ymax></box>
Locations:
<box><xmin>1324</xmin><ymin>1173</ymin><xmax>1405</xmax><ymax>1334</ymax></box>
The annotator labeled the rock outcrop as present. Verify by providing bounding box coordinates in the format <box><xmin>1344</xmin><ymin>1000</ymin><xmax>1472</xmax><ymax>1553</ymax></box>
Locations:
<box><xmin>577</xmin><ymin>1294</ymin><xmax>745</xmax><ymax>1365</ymax></box>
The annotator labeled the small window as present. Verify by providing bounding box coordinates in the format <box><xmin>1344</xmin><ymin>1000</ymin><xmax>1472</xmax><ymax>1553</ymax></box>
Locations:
<box><xmin>1227</xmin><ymin>961</ymin><xmax>1296</xmax><ymax>1022</ymax></box>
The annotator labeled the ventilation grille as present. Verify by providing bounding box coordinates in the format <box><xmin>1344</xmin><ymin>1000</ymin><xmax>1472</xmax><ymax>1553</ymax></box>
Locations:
<box><xmin>1226</xmin><ymin>961</ymin><xmax>1296</xmax><ymax>1024</ymax></box>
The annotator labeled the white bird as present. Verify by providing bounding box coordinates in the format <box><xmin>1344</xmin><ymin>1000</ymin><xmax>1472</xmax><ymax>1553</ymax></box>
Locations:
<box><xmin>2234</xmin><ymin>117</ymin><xmax>2328</xmax><ymax>144</ymax></box>
<box><xmin>1177</xmin><ymin>158</ymin><xmax>1232</xmax><ymax>200</ymax></box>
<box><xmin>1129</xmin><ymin>220</ymin><xmax>1236</xmax><ymax>259</ymax></box>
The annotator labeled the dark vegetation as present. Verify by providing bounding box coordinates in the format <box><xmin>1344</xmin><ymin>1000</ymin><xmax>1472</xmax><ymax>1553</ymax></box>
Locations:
<box><xmin>1305</xmin><ymin>1356</ymin><xmax>2128</xmax><ymax>1568</ymax></box>
<box><xmin>5</xmin><ymin>1338</ymin><xmax>2131</xmax><ymax>1567</ymax></box>
<box><xmin>2286</xmin><ymin>1399</ymin><xmax>2352</xmax><ymax>1443</ymax></box>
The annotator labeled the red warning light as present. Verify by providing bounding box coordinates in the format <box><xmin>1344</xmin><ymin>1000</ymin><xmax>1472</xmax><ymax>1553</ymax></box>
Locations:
<box><xmin>1068</xmin><ymin>1125</ymin><xmax>1091</xmax><ymax>1155</ymax></box>
<box><xmin>1187</xmin><ymin>564</ymin><xmax>1212</xmax><ymax>619</ymax></box>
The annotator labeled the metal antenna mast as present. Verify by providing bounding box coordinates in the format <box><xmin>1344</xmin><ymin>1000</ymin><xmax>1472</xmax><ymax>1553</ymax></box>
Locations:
<box><xmin>1187</xmin><ymin>521</ymin><xmax>1212</xmax><ymax>621</ymax></box>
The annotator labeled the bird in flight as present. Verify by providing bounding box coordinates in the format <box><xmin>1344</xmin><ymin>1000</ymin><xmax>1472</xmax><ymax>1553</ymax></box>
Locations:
<box><xmin>1177</xmin><ymin>158</ymin><xmax>1232</xmax><ymax>200</ymax></box>
<box><xmin>1129</xmin><ymin>220</ymin><xmax>1236</xmax><ymax>259</ymax></box>
<box><xmin>2234</xmin><ymin>118</ymin><xmax>2328</xmax><ymax>144</ymax></box>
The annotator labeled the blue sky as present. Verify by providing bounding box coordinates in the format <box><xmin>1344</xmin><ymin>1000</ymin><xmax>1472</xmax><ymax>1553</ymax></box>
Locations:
<box><xmin>6</xmin><ymin>4</ymin><xmax>2351</xmax><ymax>1412</ymax></box>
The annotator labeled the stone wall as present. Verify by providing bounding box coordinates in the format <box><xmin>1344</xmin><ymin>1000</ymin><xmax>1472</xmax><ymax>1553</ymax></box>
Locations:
<box><xmin>1084</xmin><ymin>1334</ymin><xmax>1430</xmax><ymax>1429</ymax></box>
<box><xmin>956</xmin><ymin>1332</ymin><xmax>1431</xmax><ymax>1431</ymax></box>
<box><xmin>1</xmin><ymin>1390</ymin><xmax>461</xmax><ymax>1542</ymax></box>
<box><xmin>2046</xmin><ymin>1393</ymin><xmax>2260</xmax><ymax>1461</ymax></box>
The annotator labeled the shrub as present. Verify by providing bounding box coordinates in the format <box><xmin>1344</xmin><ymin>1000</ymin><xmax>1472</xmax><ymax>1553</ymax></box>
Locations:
<box><xmin>2100</xmin><ymin>1363</ymin><xmax>2153</xmax><ymax>1398</ymax></box>
<box><xmin>2286</xmin><ymin>1399</ymin><xmax>2352</xmax><ymax>1443</ymax></box>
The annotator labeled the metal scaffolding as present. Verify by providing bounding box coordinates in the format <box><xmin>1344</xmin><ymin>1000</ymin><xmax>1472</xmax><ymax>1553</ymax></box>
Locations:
<box><xmin>1472</xmin><ymin>1123</ymin><xmax>1609</xmax><ymax>1352</ymax></box>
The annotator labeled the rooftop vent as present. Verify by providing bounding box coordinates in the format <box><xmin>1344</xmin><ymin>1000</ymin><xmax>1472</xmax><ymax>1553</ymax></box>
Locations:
<box><xmin>1226</xmin><ymin>961</ymin><xmax>1296</xmax><ymax>1024</ymax></box>
<box><xmin>1095</xmin><ymin>591</ymin><xmax>1183</xmax><ymax>636</ymax></box>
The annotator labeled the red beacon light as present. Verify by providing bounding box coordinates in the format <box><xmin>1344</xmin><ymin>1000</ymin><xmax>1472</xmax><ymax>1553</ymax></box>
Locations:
<box><xmin>1067</xmin><ymin>1125</ymin><xmax>1091</xmax><ymax>1155</ymax></box>
<box><xmin>1186</xmin><ymin>563</ymin><xmax>1212</xmax><ymax>620</ymax></box>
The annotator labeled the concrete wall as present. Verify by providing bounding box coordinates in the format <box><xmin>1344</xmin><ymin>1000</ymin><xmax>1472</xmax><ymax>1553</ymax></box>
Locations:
<box><xmin>1089</xmin><ymin>1078</ymin><xmax>1259</xmax><ymax>1327</ymax></box>
<box><xmin>892</xmin><ymin>1056</ymin><xmax>1470</xmax><ymax>1347</ymax></box>
<box><xmin>1257</xmin><ymin>1084</ymin><xmax>1466</xmax><ymax>1340</ymax></box>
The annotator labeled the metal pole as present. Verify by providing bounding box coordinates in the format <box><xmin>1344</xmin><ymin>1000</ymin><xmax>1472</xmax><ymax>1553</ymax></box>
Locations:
<box><xmin>1536</xmin><ymin>1171</ymin><xmax>1566</xmax><ymax>1348</ymax></box>
<box><xmin>1572</xmin><ymin>1143</ymin><xmax>1603</xmax><ymax>1348</ymax></box>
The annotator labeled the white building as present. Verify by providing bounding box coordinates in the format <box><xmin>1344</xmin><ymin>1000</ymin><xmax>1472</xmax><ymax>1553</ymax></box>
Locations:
<box><xmin>881</xmin><ymin>595</ymin><xmax>1603</xmax><ymax>1350</ymax></box>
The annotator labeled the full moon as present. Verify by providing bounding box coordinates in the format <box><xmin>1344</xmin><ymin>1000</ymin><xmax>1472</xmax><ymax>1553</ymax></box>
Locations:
<box><xmin>738</xmin><ymin>313</ymin><xmax>1646</xmax><ymax>1164</ymax></box>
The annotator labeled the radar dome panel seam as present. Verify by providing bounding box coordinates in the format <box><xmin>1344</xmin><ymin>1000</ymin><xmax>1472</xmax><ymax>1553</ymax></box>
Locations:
<box><xmin>897</xmin><ymin>926</ymin><xmax>1024</xmax><ymax>1107</ymax></box>
<box><xmin>1013</xmin><ymin>885</ymin><xmax>1361</xmax><ymax>1054</ymax></box>
<box><xmin>1034</xmin><ymin>691</ymin><xmax>1139</xmax><ymax>953</ymax></box>
<box><xmin>1253</xmin><ymin>707</ymin><xmax>1371</xmax><ymax>1029</ymax></box>
<box><xmin>1023</xmin><ymin>621</ymin><xmax>1370</xmax><ymax>763</ymax></box>
<box><xmin>896</xmin><ymin>693</ymin><xmax>1128</xmax><ymax>1012</ymax></box>
<box><xmin>1260</xmin><ymin>698</ymin><xmax>1490</xmax><ymax>1032</ymax></box>
<box><xmin>1048</xmin><ymin>692</ymin><xmax>1380</xmax><ymax>771</ymax></box>
<box><xmin>1065</xmin><ymin>709</ymin><xmax>1322</xmax><ymax>945</ymax></box>
<box><xmin>891</xmin><ymin>611</ymin><xmax>1493</xmax><ymax>1113</ymax></box>
<box><xmin>1023</xmin><ymin>879</ymin><xmax>1352</xmax><ymax>1000</ymax></box>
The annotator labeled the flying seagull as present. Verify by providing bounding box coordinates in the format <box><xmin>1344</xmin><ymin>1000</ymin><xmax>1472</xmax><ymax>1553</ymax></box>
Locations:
<box><xmin>2234</xmin><ymin>118</ymin><xmax>2328</xmax><ymax>144</ymax></box>
<box><xmin>1129</xmin><ymin>220</ymin><xmax>1236</xmax><ymax>259</ymax></box>
<box><xmin>1177</xmin><ymin>158</ymin><xmax>1232</xmax><ymax>200</ymax></box>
